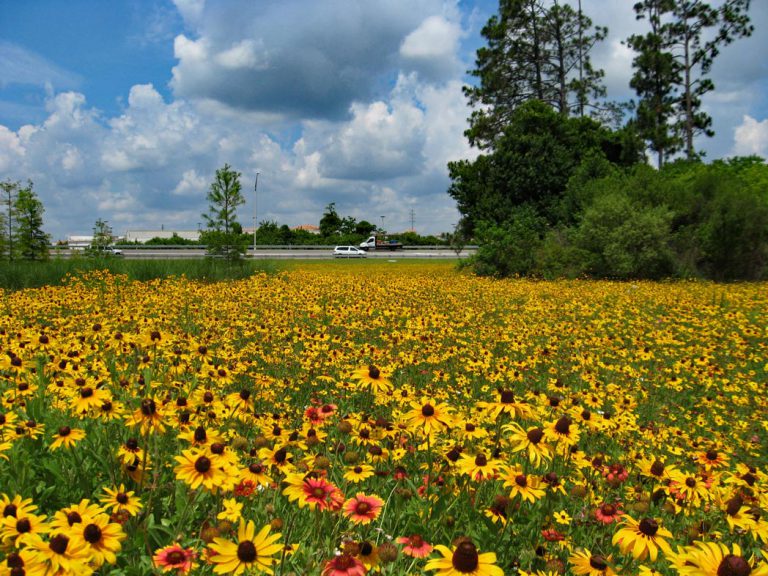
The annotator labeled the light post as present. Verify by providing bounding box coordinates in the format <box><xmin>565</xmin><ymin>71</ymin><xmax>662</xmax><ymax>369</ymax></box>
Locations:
<box><xmin>380</xmin><ymin>215</ymin><xmax>385</xmax><ymax>233</ymax></box>
<box><xmin>253</xmin><ymin>172</ymin><xmax>260</xmax><ymax>253</ymax></box>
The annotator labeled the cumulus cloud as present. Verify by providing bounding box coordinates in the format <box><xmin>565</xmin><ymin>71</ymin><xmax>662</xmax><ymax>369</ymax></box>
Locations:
<box><xmin>732</xmin><ymin>115</ymin><xmax>768</xmax><ymax>157</ymax></box>
<box><xmin>400</xmin><ymin>15</ymin><xmax>464</xmax><ymax>82</ymax></box>
<box><xmin>170</xmin><ymin>0</ymin><xmax>451</xmax><ymax>119</ymax></box>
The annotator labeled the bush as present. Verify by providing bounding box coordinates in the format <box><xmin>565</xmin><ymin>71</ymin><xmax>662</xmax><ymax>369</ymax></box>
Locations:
<box><xmin>470</xmin><ymin>205</ymin><xmax>545</xmax><ymax>277</ymax></box>
<box><xmin>574</xmin><ymin>192</ymin><xmax>675</xmax><ymax>279</ymax></box>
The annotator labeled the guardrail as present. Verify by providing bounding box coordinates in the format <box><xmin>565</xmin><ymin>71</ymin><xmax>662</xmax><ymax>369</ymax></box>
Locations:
<box><xmin>91</xmin><ymin>244</ymin><xmax>479</xmax><ymax>250</ymax></box>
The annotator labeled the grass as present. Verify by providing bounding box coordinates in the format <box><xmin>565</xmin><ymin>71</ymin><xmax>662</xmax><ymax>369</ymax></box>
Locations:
<box><xmin>0</xmin><ymin>257</ymin><xmax>286</xmax><ymax>290</ymax></box>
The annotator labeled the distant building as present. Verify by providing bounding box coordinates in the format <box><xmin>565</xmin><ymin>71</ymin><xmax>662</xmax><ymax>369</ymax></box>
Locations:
<box><xmin>125</xmin><ymin>230</ymin><xmax>201</xmax><ymax>243</ymax></box>
<box><xmin>67</xmin><ymin>235</ymin><xmax>94</xmax><ymax>250</ymax></box>
<box><xmin>291</xmin><ymin>224</ymin><xmax>320</xmax><ymax>234</ymax></box>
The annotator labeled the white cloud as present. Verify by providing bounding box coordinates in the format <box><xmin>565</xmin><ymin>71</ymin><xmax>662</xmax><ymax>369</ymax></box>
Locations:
<box><xmin>0</xmin><ymin>125</ymin><xmax>25</xmax><ymax>172</ymax></box>
<box><xmin>215</xmin><ymin>39</ymin><xmax>266</xmax><ymax>70</ymax></box>
<box><xmin>732</xmin><ymin>115</ymin><xmax>768</xmax><ymax>157</ymax></box>
<box><xmin>400</xmin><ymin>15</ymin><xmax>463</xmax><ymax>81</ymax></box>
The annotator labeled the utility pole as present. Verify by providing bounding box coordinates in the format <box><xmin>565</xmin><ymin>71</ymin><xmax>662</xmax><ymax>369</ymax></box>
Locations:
<box><xmin>253</xmin><ymin>172</ymin><xmax>260</xmax><ymax>252</ymax></box>
<box><xmin>410</xmin><ymin>209</ymin><xmax>415</xmax><ymax>232</ymax></box>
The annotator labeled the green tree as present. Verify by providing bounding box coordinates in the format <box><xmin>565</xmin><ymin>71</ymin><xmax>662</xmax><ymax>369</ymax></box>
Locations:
<box><xmin>465</xmin><ymin>0</ymin><xmax>607</xmax><ymax>149</ymax></box>
<box><xmin>202</xmin><ymin>164</ymin><xmax>246</xmax><ymax>259</ymax></box>
<box><xmin>14</xmin><ymin>184</ymin><xmax>50</xmax><ymax>260</ymax></box>
<box><xmin>0</xmin><ymin>179</ymin><xmax>19</xmax><ymax>260</ymax></box>
<box><xmin>90</xmin><ymin>218</ymin><xmax>114</xmax><ymax>253</ymax></box>
<box><xmin>448</xmin><ymin>100</ymin><xmax>635</xmax><ymax>235</ymax></box>
<box><xmin>626</xmin><ymin>0</ymin><xmax>682</xmax><ymax>168</ymax></box>
<box><xmin>354</xmin><ymin>220</ymin><xmax>376</xmax><ymax>237</ymax></box>
<box><xmin>668</xmin><ymin>0</ymin><xmax>753</xmax><ymax>159</ymax></box>
<box><xmin>627</xmin><ymin>1</ymin><xmax>753</xmax><ymax>165</ymax></box>
<box><xmin>319</xmin><ymin>203</ymin><xmax>342</xmax><ymax>237</ymax></box>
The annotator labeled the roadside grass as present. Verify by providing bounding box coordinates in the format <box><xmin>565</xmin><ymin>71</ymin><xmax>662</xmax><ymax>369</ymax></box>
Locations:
<box><xmin>0</xmin><ymin>257</ymin><xmax>286</xmax><ymax>290</ymax></box>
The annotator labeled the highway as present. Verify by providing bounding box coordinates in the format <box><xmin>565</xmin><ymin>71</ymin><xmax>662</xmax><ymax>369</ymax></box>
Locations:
<box><xmin>55</xmin><ymin>247</ymin><xmax>475</xmax><ymax>259</ymax></box>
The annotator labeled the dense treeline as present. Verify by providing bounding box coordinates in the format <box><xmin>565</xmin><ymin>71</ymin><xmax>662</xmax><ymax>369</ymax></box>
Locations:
<box><xmin>452</xmin><ymin>0</ymin><xmax>762</xmax><ymax>280</ymax></box>
<box><xmin>469</xmin><ymin>154</ymin><xmax>768</xmax><ymax>280</ymax></box>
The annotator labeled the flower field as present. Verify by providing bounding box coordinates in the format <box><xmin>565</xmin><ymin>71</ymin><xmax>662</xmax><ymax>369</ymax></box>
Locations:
<box><xmin>0</xmin><ymin>262</ymin><xmax>766</xmax><ymax>576</ymax></box>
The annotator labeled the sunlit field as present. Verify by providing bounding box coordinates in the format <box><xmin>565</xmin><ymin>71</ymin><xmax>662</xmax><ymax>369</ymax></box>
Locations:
<box><xmin>1</xmin><ymin>262</ymin><xmax>766</xmax><ymax>576</ymax></box>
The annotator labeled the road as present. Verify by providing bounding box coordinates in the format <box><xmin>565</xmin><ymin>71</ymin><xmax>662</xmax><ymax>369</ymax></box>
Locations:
<box><xmin>56</xmin><ymin>248</ymin><xmax>475</xmax><ymax>259</ymax></box>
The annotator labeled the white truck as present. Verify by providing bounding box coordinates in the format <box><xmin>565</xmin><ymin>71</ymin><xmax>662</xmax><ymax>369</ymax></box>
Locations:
<box><xmin>359</xmin><ymin>236</ymin><xmax>403</xmax><ymax>251</ymax></box>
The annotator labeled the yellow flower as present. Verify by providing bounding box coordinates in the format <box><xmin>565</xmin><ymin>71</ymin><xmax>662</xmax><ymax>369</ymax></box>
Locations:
<box><xmin>425</xmin><ymin>538</ymin><xmax>504</xmax><ymax>576</ymax></box>
<box><xmin>49</xmin><ymin>426</ymin><xmax>86</xmax><ymax>450</ymax></box>
<box><xmin>217</xmin><ymin>498</ymin><xmax>244</xmax><ymax>523</ymax></box>
<box><xmin>207</xmin><ymin>520</ymin><xmax>283</xmax><ymax>575</ymax></box>
<box><xmin>554</xmin><ymin>510</ymin><xmax>572</xmax><ymax>525</ymax></box>
<box><xmin>612</xmin><ymin>516</ymin><xmax>672</xmax><ymax>562</ymax></box>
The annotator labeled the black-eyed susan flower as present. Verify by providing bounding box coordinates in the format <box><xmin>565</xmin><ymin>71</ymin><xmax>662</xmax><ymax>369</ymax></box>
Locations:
<box><xmin>503</xmin><ymin>467</ymin><xmax>546</xmax><ymax>503</ymax></box>
<box><xmin>217</xmin><ymin>498</ymin><xmax>244</xmax><ymax>524</ymax></box>
<box><xmin>612</xmin><ymin>516</ymin><xmax>672</xmax><ymax>562</ymax></box>
<box><xmin>100</xmin><ymin>485</ymin><xmax>143</xmax><ymax>517</ymax></box>
<box><xmin>456</xmin><ymin>452</ymin><xmax>501</xmax><ymax>482</ymax></box>
<box><xmin>405</xmin><ymin>398</ymin><xmax>454</xmax><ymax>435</ymax></box>
<box><xmin>153</xmin><ymin>543</ymin><xmax>198</xmax><ymax>574</ymax></box>
<box><xmin>425</xmin><ymin>538</ymin><xmax>504</xmax><ymax>576</ymax></box>
<box><xmin>343</xmin><ymin>464</ymin><xmax>375</xmax><ymax>484</ymax></box>
<box><xmin>0</xmin><ymin>511</ymin><xmax>49</xmax><ymax>548</ymax></box>
<box><xmin>505</xmin><ymin>423</ymin><xmax>553</xmax><ymax>467</ymax></box>
<box><xmin>76</xmin><ymin>513</ymin><xmax>126</xmax><ymax>567</ymax></box>
<box><xmin>49</xmin><ymin>499</ymin><xmax>105</xmax><ymax>532</ymax></box>
<box><xmin>569</xmin><ymin>549</ymin><xmax>617</xmax><ymax>576</ymax></box>
<box><xmin>342</xmin><ymin>493</ymin><xmax>383</xmax><ymax>525</ymax></box>
<box><xmin>49</xmin><ymin>425</ymin><xmax>86</xmax><ymax>450</ymax></box>
<box><xmin>174</xmin><ymin>448</ymin><xmax>227</xmax><ymax>492</ymax></box>
<box><xmin>352</xmin><ymin>365</ymin><xmax>392</xmax><ymax>394</ymax></box>
<box><xmin>22</xmin><ymin>532</ymin><xmax>93</xmax><ymax>576</ymax></box>
<box><xmin>207</xmin><ymin>520</ymin><xmax>283</xmax><ymax>575</ymax></box>
<box><xmin>676</xmin><ymin>541</ymin><xmax>768</xmax><ymax>576</ymax></box>
<box><xmin>0</xmin><ymin>493</ymin><xmax>37</xmax><ymax>519</ymax></box>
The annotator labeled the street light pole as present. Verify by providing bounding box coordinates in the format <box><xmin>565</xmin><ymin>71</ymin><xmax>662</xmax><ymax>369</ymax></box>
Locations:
<box><xmin>253</xmin><ymin>172</ymin><xmax>260</xmax><ymax>253</ymax></box>
<box><xmin>380</xmin><ymin>215</ymin><xmax>385</xmax><ymax>233</ymax></box>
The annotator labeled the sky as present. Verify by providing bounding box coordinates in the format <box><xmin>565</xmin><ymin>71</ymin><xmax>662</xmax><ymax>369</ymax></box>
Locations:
<box><xmin>0</xmin><ymin>0</ymin><xmax>766</xmax><ymax>241</ymax></box>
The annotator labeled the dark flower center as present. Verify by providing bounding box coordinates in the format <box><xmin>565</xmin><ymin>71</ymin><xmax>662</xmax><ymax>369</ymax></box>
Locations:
<box><xmin>237</xmin><ymin>541</ymin><xmax>258</xmax><ymax>563</ymax></box>
<box><xmin>706</xmin><ymin>449</ymin><xmax>719</xmax><ymax>461</ymax></box>
<box><xmin>499</xmin><ymin>389</ymin><xmax>514</xmax><ymax>403</ymax></box>
<box><xmin>58</xmin><ymin>426</ymin><xmax>71</xmax><ymax>437</ymax></box>
<box><xmin>515</xmin><ymin>474</ymin><xmax>528</xmax><ymax>487</ymax></box>
<box><xmin>726</xmin><ymin>496</ymin><xmax>744</xmax><ymax>516</ymax></box>
<box><xmin>421</xmin><ymin>404</ymin><xmax>435</xmax><ymax>417</ymax></box>
<box><xmin>474</xmin><ymin>454</ymin><xmax>488</xmax><ymax>467</ymax></box>
<box><xmin>465</xmin><ymin>423</ymin><xmax>476</xmax><ymax>432</ymax></box>
<box><xmin>141</xmin><ymin>398</ymin><xmax>157</xmax><ymax>416</ymax></box>
<box><xmin>3</xmin><ymin>504</ymin><xmax>17</xmax><ymax>517</ymax></box>
<box><xmin>240</xmin><ymin>389</ymin><xmax>250</xmax><ymax>400</ymax></box>
<box><xmin>166</xmin><ymin>550</ymin><xmax>186</xmax><ymax>565</ymax></box>
<box><xmin>84</xmin><ymin>523</ymin><xmax>102</xmax><ymax>543</ymax></box>
<box><xmin>249</xmin><ymin>463</ymin><xmax>264</xmax><ymax>474</ymax></box>
<box><xmin>49</xmin><ymin>534</ymin><xmax>70</xmax><ymax>555</ymax></box>
<box><xmin>685</xmin><ymin>477</ymin><xmax>697</xmax><ymax>488</ymax></box>
<box><xmin>67</xmin><ymin>511</ymin><xmax>82</xmax><ymax>525</ymax></box>
<box><xmin>6</xmin><ymin>552</ymin><xmax>22</xmax><ymax>568</ymax></box>
<box><xmin>717</xmin><ymin>555</ymin><xmax>751</xmax><ymax>576</ymax></box>
<box><xmin>452</xmin><ymin>541</ymin><xmax>480</xmax><ymax>573</ymax></box>
<box><xmin>581</xmin><ymin>409</ymin><xmax>591</xmax><ymax>420</ymax></box>
<box><xmin>590</xmin><ymin>555</ymin><xmax>608</xmax><ymax>570</ymax></box>
<box><xmin>353</xmin><ymin>466</ymin><xmax>363</xmax><ymax>473</ymax></box>
<box><xmin>194</xmin><ymin>427</ymin><xmax>207</xmax><ymax>442</ymax></box>
<box><xmin>555</xmin><ymin>416</ymin><xmax>571</xmax><ymax>434</ymax></box>
<box><xmin>639</xmin><ymin>518</ymin><xmax>659</xmax><ymax>536</ymax></box>
<box><xmin>116</xmin><ymin>493</ymin><xmax>129</xmax><ymax>504</ymax></box>
<box><xmin>15</xmin><ymin>518</ymin><xmax>31</xmax><ymax>533</ymax></box>
<box><xmin>355</xmin><ymin>502</ymin><xmax>371</xmax><ymax>514</ymax></box>
<box><xmin>601</xmin><ymin>504</ymin><xmax>616</xmax><ymax>516</ymax></box>
<box><xmin>211</xmin><ymin>443</ymin><xmax>225</xmax><ymax>455</ymax></box>
<box><xmin>368</xmin><ymin>365</ymin><xmax>380</xmax><ymax>379</ymax></box>
<box><xmin>194</xmin><ymin>456</ymin><xmax>211</xmax><ymax>473</ymax></box>
<box><xmin>81</xmin><ymin>387</ymin><xmax>94</xmax><ymax>398</ymax></box>
<box><xmin>274</xmin><ymin>447</ymin><xmax>287</xmax><ymax>463</ymax></box>
<box><xmin>360</xmin><ymin>541</ymin><xmax>374</xmax><ymax>556</ymax></box>
<box><xmin>333</xmin><ymin>554</ymin><xmax>355</xmax><ymax>569</ymax></box>
<box><xmin>409</xmin><ymin>535</ymin><xmax>424</xmax><ymax>547</ymax></box>
<box><xmin>527</xmin><ymin>428</ymin><xmax>544</xmax><ymax>444</ymax></box>
<box><xmin>312</xmin><ymin>487</ymin><xmax>327</xmax><ymax>498</ymax></box>
<box><xmin>126</xmin><ymin>438</ymin><xmax>139</xmax><ymax>450</ymax></box>
<box><xmin>650</xmin><ymin>460</ymin><xmax>665</xmax><ymax>476</ymax></box>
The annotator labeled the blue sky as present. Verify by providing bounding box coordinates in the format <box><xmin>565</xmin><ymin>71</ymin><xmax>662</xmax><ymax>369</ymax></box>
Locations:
<box><xmin>1</xmin><ymin>0</ymin><xmax>766</xmax><ymax>240</ymax></box>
